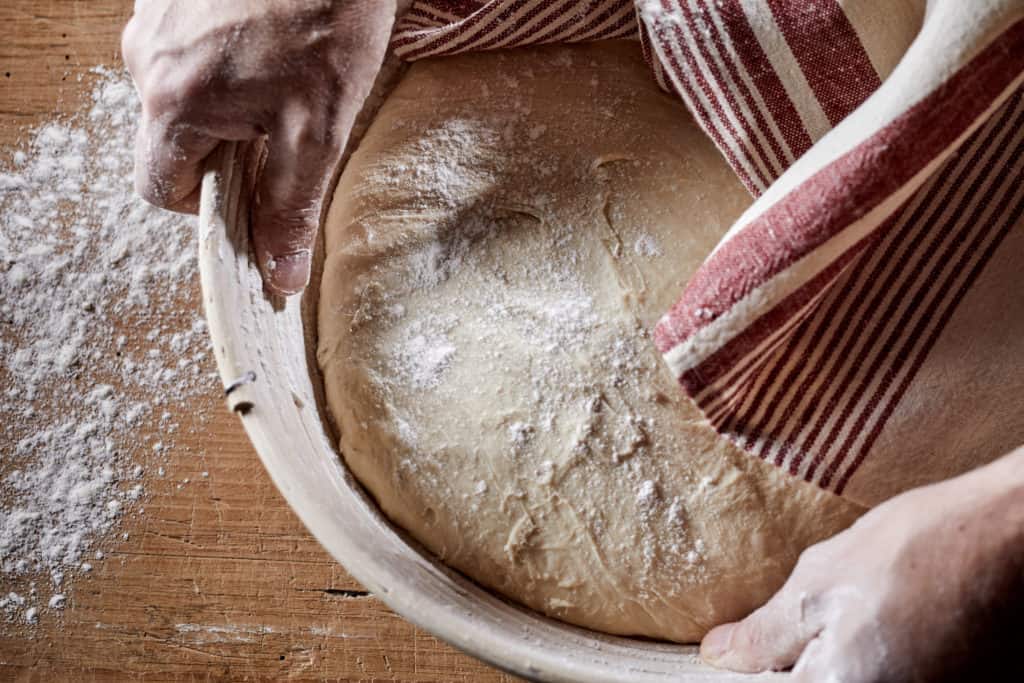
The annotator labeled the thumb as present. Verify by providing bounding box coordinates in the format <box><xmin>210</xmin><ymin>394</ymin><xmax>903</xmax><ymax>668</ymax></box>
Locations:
<box><xmin>701</xmin><ymin>583</ymin><xmax>824</xmax><ymax>673</ymax></box>
<box><xmin>251</xmin><ymin>104</ymin><xmax>342</xmax><ymax>296</ymax></box>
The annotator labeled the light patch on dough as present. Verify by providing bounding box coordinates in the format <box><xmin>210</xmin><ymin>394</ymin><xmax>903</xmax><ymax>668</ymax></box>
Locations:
<box><xmin>389</xmin><ymin>325</ymin><xmax>456</xmax><ymax>390</ymax></box>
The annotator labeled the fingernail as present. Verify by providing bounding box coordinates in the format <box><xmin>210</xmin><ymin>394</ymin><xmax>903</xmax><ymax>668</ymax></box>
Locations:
<box><xmin>700</xmin><ymin>624</ymin><xmax>735</xmax><ymax>663</ymax></box>
<box><xmin>266</xmin><ymin>250</ymin><xmax>310</xmax><ymax>296</ymax></box>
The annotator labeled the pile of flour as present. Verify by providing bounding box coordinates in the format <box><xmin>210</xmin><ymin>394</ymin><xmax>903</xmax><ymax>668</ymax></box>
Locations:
<box><xmin>0</xmin><ymin>68</ymin><xmax>213</xmax><ymax>628</ymax></box>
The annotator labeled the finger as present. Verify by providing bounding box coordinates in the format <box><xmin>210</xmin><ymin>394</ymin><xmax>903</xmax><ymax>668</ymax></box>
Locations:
<box><xmin>134</xmin><ymin>114</ymin><xmax>218</xmax><ymax>214</ymax></box>
<box><xmin>791</xmin><ymin>628</ymin><xmax>875</xmax><ymax>683</ymax></box>
<box><xmin>120</xmin><ymin>14</ymin><xmax>141</xmax><ymax>77</ymax></box>
<box><xmin>790</xmin><ymin>632</ymin><xmax>832</xmax><ymax>683</ymax></box>
<box><xmin>792</xmin><ymin>604</ymin><xmax>890</xmax><ymax>683</ymax></box>
<box><xmin>251</xmin><ymin>103</ymin><xmax>342</xmax><ymax>296</ymax></box>
<box><xmin>701</xmin><ymin>582</ymin><xmax>824</xmax><ymax>673</ymax></box>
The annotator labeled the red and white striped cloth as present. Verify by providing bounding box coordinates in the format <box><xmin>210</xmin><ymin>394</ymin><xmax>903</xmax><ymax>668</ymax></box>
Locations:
<box><xmin>391</xmin><ymin>0</ymin><xmax>1024</xmax><ymax>505</ymax></box>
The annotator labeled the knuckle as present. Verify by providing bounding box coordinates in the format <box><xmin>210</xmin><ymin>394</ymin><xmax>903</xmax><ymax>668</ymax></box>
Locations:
<box><xmin>141</xmin><ymin>72</ymin><xmax>203</xmax><ymax>117</ymax></box>
<box><xmin>119</xmin><ymin>38</ymin><xmax>218</xmax><ymax>119</ymax></box>
<box><xmin>258</xmin><ymin>205</ymin><xmax>319</xmax><ymax>241</ymax></box>
<box><xmin>794</xmin><ymin>544</ymin><xmax>825</xmax><ymax>573</ymax></box>
<box><xmin>133</xmin><ymin>172</ymin><xmax>164</xmax><ymax>207</ymax></box>
<box><xmin>253</xmin><ymin>212</ymin><xmax>318</xmax><ymax>256</ymax></box>
<box><xmin>134</xmin><ymin>71</ymin><xmax>167</xmax><ymax>115</ymax></box>
<box><xmin>120</xmin><ymin>17</ymin><xmax>141</xmax><ymax>55</ymax></box>
<box><xmin>133</xmin><ymin>151</ymin><xmax>177</xmax><ymax>209</ymax></box>
<box><xmin>276</xmin><ymin>96</ymin><xmax>334</xmax><ymax>144</ymax></box>
<box><xmin>120</xmin><ymin>26</ymin><xmax>137</xmax><ymax>68</ymax></box>
<box><xmin>280</xmin><ymin>117</ymin><xmax>327</xmax><ymax>153</ymax></box>
<box><xmin>120</xmin><ymin>30</ymin><xmax>149</xmax><ymax>79</ymax></box>
<box><xmin>138</xmin><ymin>88</ymin><xmax>164</xmax><ymax>117</ymax></box>
<box><xmin>290</xmin><ymin>124</ymin><xmax>324</xmax><ymax>151</ymax></box>
<box><xmin>132</xmin><ymin>47</ymin><xmax>216</xmax><ymax>117</ymax></box>
<box><xmin>730</xmin><ymin>622</ymin><xmax>760</xmax><ymax>651</ymax></box>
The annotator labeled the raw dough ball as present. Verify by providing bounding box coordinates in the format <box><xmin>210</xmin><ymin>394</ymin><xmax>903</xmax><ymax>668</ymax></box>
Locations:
<box><xmin>318</xmin><ymin>41</ymin><xmax>863</xmax><ymax>642</ymax></box>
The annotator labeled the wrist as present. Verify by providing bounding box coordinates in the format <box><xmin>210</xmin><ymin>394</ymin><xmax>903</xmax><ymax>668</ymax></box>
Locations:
<box><xmin>980</xmin><ymin>445</ymin><xmax>1024</xmax><ymax>498</ymax></box>
<box><xmin>974</xmin><ymin>447</ymin><xmax>1024</xmax><ymax>553</ymax></box>
<box><xmin>924</xmin><ymin>447</ymin><xmax>1024</xmax><ymax>557</ymax></box>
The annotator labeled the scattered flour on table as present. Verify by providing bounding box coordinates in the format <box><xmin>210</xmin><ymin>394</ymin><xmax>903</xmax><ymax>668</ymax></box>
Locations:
<box><xmin>0</xmin><ymin>68</ymin><xmax>214</xmax><ymax>629</ymax></box>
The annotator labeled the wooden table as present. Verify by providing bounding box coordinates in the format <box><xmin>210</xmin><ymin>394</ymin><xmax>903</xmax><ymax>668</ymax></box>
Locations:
<box><xmin>0</xmin><ymin>3</ymin><xmax>517</xmax><ymax>680</ymax></box>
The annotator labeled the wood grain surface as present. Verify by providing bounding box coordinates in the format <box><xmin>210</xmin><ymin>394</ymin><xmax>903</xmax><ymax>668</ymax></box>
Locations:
<box><xmin>0</xmin><ymin>2</ymin><xmax>518</xmax><ymax>680</ymax></box>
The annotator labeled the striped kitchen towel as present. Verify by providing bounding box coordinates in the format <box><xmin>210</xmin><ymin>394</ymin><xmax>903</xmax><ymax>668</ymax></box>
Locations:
<box><xmin>391</xmin><ymin>0</ymin><xmax>1024</xmax><ymax>505</ymax></box>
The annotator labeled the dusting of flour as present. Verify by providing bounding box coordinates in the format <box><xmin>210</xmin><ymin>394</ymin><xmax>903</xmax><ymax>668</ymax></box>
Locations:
<box><xmin>335</xmin><ymin>94</ymin><xmax>708</xmax><ymax>609</ymax></box>
<box><xmin>0</xmin><ymin>69</ymin><xmax>213</xmax><ymax>629</ymax></box>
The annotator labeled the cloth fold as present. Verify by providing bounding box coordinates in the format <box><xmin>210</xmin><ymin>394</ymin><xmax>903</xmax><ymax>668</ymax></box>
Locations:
<box><xmin>392</xmin><ymin>0</ymin><xmax>1024</xmax><ymax>505</ymax></box>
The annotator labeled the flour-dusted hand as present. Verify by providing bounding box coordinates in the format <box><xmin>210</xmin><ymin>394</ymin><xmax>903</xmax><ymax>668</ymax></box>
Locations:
<box><xmin>701</xmin><ymin>447</ymin><xmax>1024</xmax><ymax>682</ymax></box>
<box><xmin>122</xmin><ymin>0</ymin><xmax>396</xmax><ymax>295</ymax></box>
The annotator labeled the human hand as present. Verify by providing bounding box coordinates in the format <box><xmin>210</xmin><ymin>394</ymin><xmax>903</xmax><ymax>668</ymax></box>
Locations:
<box><xmin>701</xmin><ymin>448</ymin><xmax>1024</xmax><ymax>682</ymax></box>
<box><xmin>122</xmin><ymin>0</ymin><xmax>396</xmax><ymax>295</ymax></box>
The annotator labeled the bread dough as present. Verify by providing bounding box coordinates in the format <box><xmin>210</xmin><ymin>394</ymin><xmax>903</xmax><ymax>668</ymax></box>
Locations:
<box><xmin>318</xmin><ymin>41</ymin><xmax>864</xmax><ymax>642</ymax></box>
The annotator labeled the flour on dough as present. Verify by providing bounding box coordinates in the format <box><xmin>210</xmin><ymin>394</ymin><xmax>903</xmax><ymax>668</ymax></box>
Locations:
<box><xmin>318</xmin><ymin>41</ymin><xmax>863</xmax><ymax>642</ymax></box>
